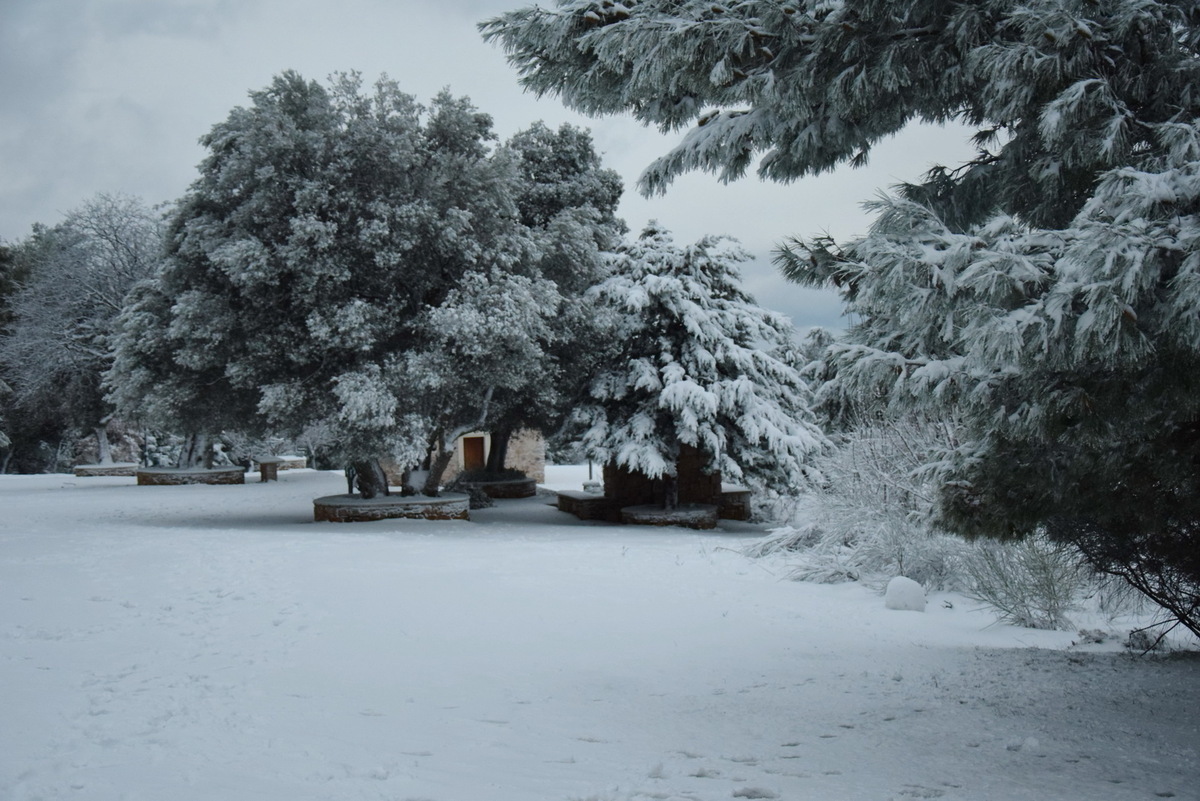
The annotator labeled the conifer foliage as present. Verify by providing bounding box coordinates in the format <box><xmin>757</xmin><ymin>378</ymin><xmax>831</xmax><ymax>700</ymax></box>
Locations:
<box><xmin>484</xmin><ymin>1</ymin><xmax>1200</xmax><ymax>633</ymax></box>
<box><xmin>570</xmin><ymin>224</ymin><xmax>826</xmax><ymax>501</ymax></box>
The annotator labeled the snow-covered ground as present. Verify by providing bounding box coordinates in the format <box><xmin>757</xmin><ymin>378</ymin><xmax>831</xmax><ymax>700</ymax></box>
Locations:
<box><xmin>2</xmin><ymin>467</ymin><xmax>1196</xmax><ymax>801</ymax></box>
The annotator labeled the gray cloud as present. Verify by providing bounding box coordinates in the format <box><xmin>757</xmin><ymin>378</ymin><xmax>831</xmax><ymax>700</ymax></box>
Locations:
<box><xmin>0</xmin><ymin>0</ymin><xmax>974</xmax><ymax>327</ymax></box>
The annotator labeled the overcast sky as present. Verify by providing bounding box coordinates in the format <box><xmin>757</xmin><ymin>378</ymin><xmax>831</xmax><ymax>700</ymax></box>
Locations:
<box><xmin>1</xmin><ymin>0</ymin><xmax>975</xmax><ymax>329</ymax></box>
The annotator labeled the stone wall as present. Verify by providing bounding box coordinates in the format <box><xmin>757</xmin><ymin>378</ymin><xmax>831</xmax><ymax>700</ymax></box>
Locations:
<box><xmin>441</xmin><ymin>429</ymin><xmax>546</xmax><ymax>483</ymax></box>
<box><xmin>505</xmin><ymin>429</ymin><xmax>546</xmax><ymax>483</ymax></box>
<box><xmin>137</xmin><ymin>467</ymin><xmax>246</xmax><ymax>485</ymax></box>
<box><xmin>74</xmin><ymin>463</ymin><xmax>139</xmax><ymax>477</ymax></box>
<box><xmin>313</xmin><ymin>493</ymin><xmax>470</xmax><ymax>522</ymax></box>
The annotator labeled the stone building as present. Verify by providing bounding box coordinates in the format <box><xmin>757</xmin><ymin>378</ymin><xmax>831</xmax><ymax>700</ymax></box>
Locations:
<box><xmin>382</xmin><ymin>429</ymin><xmax>546</xmax><ymax>488</ymax></box>
<box><xmin>443</xmin><ymin>429</ymin><xmax>546</xmax><ymax>483</ymax></box>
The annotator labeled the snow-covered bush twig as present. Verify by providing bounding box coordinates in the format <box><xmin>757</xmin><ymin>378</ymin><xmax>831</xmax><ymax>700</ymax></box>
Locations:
<box><xmin>959</xmin><ymin>537</ymin><xmax>1089</xmax><ymax>630</ymax></box>
<box><xmin>749</xmin><ymin>414</ymin><xmax>967</xmax><ymax>591</ymax></box>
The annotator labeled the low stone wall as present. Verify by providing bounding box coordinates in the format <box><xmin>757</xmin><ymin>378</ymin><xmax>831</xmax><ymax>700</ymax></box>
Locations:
<box><xmin>556</xmin><ymin>490</ymin><xmax>615</xmax><ymax>521</ymax></box>
<box><xmin>137</xmin><ymin>467</ymin><xmax>246</xmax><ymax>486</ymax></box>
<box><xmin>313</xmin><ymin>493</ymin><xmax>470</xmax><ymax>523</ymax></box>
<box><xmin>460</xmin><ymin>477</ymin><xmax>538</xmax><ymax>499</ymax></box>
<box><xmin>621</xmin><ymin>503</ymin><xmax>719</xmax><ymax>530</ymax></box>
<box><xmin>74</xmin><ymin>463</ymin><xmax>139</xmax><ymax>478</ymax></box>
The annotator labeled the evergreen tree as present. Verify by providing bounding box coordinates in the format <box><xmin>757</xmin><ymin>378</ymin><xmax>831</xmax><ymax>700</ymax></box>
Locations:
<box><xmin>483</xmin><ymin>0</ymin><xmax>1200</xmax><ymax>222</ymax></box>
<box><xmin>484</xmin><ymin>1</ymin><xmax>1200</xmax><ymax>633</ymax></box>
<box><xmin>0</xmin><ymin>194</ymin><xmax>162</xmax><ymax>466</ymax></box>
<box><xmin>570</xmin><ymin>224</ymin><xmax>826</xmax><ymax>508</ymax></box>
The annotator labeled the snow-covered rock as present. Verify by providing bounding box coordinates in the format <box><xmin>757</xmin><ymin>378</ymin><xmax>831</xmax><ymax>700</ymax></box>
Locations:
<box><xmin>884</xmin><ymin>576</ymin><xmax>927</xmax><ymax>612</ymax></box>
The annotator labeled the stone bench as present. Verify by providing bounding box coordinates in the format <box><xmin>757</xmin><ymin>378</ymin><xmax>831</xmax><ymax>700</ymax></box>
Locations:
<box><xmin>458</xmin><ymin>476</ymin><xmax>538</xmax><ymax>499</ymax></box>
<box><xmin>556</xmin><ymin>490</ymin><xmax>615</xmax><ymax>521</ymax></box>
<box><xmin>313</xmin><ymin>492</ymin><xmax>470</xmax><ymax>523</ymax></box>
<box><xmin>255</xmin><ymin>457</ymin><xmax>284</xmax><ymax>482</ymax></box>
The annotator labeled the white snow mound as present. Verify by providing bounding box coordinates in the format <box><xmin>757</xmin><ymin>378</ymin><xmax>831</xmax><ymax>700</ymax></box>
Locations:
<box><xmin>884</xmin><ymin>576</ymin><xmax>927</xmax><ymax>612</ymax></box>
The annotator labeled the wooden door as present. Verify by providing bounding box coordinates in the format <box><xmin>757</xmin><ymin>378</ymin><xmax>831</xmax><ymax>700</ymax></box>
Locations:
<box><xmin>462</xmin><ymin>436</ymin><xmax>486</xmax><ymax>472</ymax></box>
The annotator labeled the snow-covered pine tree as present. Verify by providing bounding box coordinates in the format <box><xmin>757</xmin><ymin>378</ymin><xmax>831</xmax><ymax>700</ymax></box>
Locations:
<box><xmin>571</xmin><ymin>224</ymin><xmax>826</xmax><ymax>508</ymax></box>
<box><xmin>484</xmin><ymin>1</ymin><xmax>1200</xmax><ymax>634</ymax></box>
<box><xmin>483</xmin><ymin>1</ymin><xmax>1198</xmax><ymax>219</ymax></box>
<box><xmin>798</xmin><ymin>164</ymin><xmax>1200</xmax><ymax>637</ymax></box>
<box><xmin>109</xmin><ymin>73</ymin><xmax>534</xmax><ymax>496</ymax></box>
<box><xmin>0</xmin><ymin>194</ymin><xmax>162</xmax><ymax>467</ymax></box>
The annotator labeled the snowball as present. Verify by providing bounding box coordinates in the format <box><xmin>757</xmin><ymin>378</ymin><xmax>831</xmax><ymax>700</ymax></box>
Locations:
<box><xmin>884</xmin><ymin>576</ymin><xmax>926</xmax><ymax>612</ymax></box>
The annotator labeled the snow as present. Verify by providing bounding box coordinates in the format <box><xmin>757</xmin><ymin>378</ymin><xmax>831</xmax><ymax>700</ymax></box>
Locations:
<box><xmin>884</xmin><ymin>576</ymin><xmax>927</xmax><ymax>612</ymax></box>
<box><xmin>2</xmin><ymin>467</ymin><xmax>1198</xmax><ymax>801</ymax></box>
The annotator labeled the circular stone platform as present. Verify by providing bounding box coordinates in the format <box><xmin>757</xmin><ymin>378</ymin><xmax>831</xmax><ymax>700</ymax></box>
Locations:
<box><xmin>313</xmin><ymin>492</ymin><xmax>470</xmax><ymax>523</ymax></box>
<box><xmin>620</xmin><ymin>503</ymin><xmax>719</xmax><ymax>530</ymax></box>
<box><xmin>74</xmin><ymin>462</ymin><xmax>139</xmax><ymax>478</ymax></box>
<box><xmin>137</xmin><ymin>466</ymin><xmax>247</xmax><ymax>486</ymax></box>
<box><xmin>457</xmin><ymin>476</ymin><xmax>538</xmax><ymax>499</ymax></box>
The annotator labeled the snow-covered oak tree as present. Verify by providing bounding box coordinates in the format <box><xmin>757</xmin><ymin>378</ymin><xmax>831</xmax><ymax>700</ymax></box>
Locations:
<box><xmin>570</xmin><ymin>224</ymin><xmax>826</xmax><ymax>508</ymax></box>
<box><xmin>0</xmin><ymin>194</ymin><xmax>162</xmax><ymax>466</ymax></box>
<box><xmin>484</xmin><ymin>1</ymin><xmax>1200</xmax><ymax>633</ymax></box>
<box><xmin>477</xmin><ymin>122</ymin><xmax>626</xmax><ymax>473</ymax></box>
<box><xmin>399</xmin><ymin>268</ymin><xmax>561</xmax><ymax>493</ymax></box>
<box><xmin>110</xmin><ymin>72</ymin><xmax>536</xmax><ymax>495</ymax></box>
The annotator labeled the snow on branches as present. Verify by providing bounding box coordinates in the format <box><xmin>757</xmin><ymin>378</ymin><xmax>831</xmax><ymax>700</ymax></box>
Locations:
<box><xmin>484</xmin><ymin>1</ymin><xmax>1200</xmax><ymax>225</ymax></box>
<box><xmin>571</xmin><ymin>224</ymin><xmax>826</xmax><ymax>493</ymax></box>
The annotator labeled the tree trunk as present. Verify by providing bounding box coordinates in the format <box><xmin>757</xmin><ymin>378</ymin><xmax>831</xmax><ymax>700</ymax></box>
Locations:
<box><xmin>424</xmin><ymin>386</ymin><xmax>497</xmax><ymax>496</ymax></box>
<box><xmin>663</xmin><ymin>474</ymin><xmax>679</xmax><ymax>511</ymax></box>
<box><xmin>178</xmin><ymin>433</ymin><xmax>212</xmax><ymax>469</ymax></box>
<box><xmin>350</xmin><ymin>459</ymin><xmax>390</xmax><ymax>499</ymax></box>
<box><xmin>485</xmin><ymin>427</ymin><xmax>512</xmax><ymax>475</ymax></box>
<box><xmin>95</xmin><ymin>424</ymin><xmax>112</xmax><ymax>465</ymax></box>
<box><xmin>423</xmin><ymin>449</ymin><xmax>454</xmax><ymax>497</ymax></box>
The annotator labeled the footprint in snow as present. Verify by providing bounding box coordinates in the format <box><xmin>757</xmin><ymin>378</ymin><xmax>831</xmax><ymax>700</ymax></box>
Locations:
<box><xmin>724</xmin><ymin>755</ymin><xmax>758</xmax><ymax>765</ymax></box>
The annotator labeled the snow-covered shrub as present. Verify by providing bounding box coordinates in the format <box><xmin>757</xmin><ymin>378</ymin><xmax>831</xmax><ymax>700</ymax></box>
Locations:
<box><xmin>751</xmin><ymin>414</ymin><xmax>966</xmax><ymax>590</ymax></box>
<box><xmin>960</xmin><ymin>537</ymin><xmax>1090</xmax><ymax>630</ymax></box>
